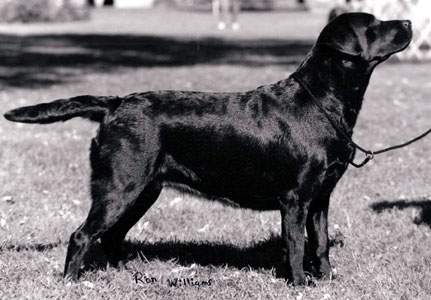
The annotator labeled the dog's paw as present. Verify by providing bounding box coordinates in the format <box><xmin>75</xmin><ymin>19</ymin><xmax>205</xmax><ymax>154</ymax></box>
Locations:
<box><xmin>312</xmin><ymin>266</ymin><xmax>337</xmax><ymax>281</ymax></box>
<box><xmin>289</xmin><ymin>273</ymin><xmax>315</xmax><ymax>287</ymax></box>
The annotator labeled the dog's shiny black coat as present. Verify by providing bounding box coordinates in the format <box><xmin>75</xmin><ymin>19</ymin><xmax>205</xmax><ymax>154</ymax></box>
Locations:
<box><xmin>4</xmin><ymin>13</ymin><xmax>412</xmax><ymax>285</ymax></box>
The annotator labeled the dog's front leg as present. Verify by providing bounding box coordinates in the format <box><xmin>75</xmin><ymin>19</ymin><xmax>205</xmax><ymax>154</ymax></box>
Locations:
<box><xmin>279</xmin><ymin>190</ymin><xmax>310</xmax><ymax>286</ymax></box>
<box><xmin>306</xmin><ymin>192</ymin><xmax>331</xmax><ymax>280</ymax></box>
<box><xmin>306</xmin><ymin>165</ymin><xmax>347</xmax><ymax>280</ymax></box>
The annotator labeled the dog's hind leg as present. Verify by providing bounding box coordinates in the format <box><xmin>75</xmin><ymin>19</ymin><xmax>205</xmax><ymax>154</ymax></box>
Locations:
<box><xmin>100</xmin><ymin>181</ymin><xmax>162</xmax><ymax>265</ymax></box>
<box><xmin>63</xmin><ymin>137</ymin><xmax>159</xmax><ymax>280</ymax></box>
<box><xmin>63</xmin><ymin>177</ymin><xmax>149</xmax><ymax>281</ymax></box>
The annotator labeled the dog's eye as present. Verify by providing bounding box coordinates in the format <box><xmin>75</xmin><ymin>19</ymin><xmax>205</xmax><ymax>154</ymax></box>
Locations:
<box><xmin>342</xmin><ymin>60</ymin><xmax>354</xmax><ymax>68</ymax></box>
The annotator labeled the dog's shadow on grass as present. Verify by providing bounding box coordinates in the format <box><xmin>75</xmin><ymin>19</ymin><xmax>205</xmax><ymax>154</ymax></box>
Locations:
<box><xmin>83</xmin><ymin>236</ymin><xmax>285</xmax><ymax>275</ymax></box>
<box><xmin>83</xmin><ymin>235</ymin><xmax>345</xmax><ymax>276</ymax></box>
<box><xmin>0</xmin><ymin>231</ymin><xmax>344</xmax><ymax>277</ymax></box>
<box><xmin>370</xmin><ymin>198</ymin><xmax>431</xmax><ymax>227</ymax></box>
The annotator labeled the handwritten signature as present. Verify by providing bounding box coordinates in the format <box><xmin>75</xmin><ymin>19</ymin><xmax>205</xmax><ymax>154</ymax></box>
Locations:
<box><xmin>133</xmin><ymin>272</ymin><xmax>214</xmax><ymax>288</ymax></box>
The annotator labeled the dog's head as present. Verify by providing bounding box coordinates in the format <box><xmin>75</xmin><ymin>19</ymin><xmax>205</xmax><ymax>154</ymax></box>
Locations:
<box><xmin>316</xmin><ymin>12</ymin><xmax>412</xmax><ymax>63</ymax></box>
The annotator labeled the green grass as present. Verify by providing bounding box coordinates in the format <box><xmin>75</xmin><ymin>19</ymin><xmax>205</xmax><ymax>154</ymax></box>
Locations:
<box><xmin>1</xmin><ymin>7</ymin><xmax>431</xmax><ymax>300</ymax></box>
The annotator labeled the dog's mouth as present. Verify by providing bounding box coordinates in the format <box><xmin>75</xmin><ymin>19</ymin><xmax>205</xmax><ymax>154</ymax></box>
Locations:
<box><xmin>374</xmin><ymin>20</ymin><xmax>413</xmax><ymax>61</ymax></box>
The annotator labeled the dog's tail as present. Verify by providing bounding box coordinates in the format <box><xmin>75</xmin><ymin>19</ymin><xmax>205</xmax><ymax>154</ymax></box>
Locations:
<box><xmin>3</xmin><ymin>95</ymin><xmax>119</xmax><ymax>124</ymax></box>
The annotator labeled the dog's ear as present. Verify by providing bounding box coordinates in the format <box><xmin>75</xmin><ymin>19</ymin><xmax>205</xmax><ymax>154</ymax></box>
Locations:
<box><xmin>316</xmin><ymin>13</ymin><xmax>374</xmax><ymax>57</ymax></box>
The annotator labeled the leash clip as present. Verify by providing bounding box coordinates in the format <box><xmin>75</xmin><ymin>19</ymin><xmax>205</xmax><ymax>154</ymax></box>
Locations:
<box><xmin>350</xmin><ymin>151</ymin><xmax>374</xmax><ymax>168</ymax></box>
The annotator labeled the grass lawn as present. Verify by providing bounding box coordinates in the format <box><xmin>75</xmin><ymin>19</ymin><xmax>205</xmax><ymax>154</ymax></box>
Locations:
<box><xmin>1</xmin><ymin>6</ymin><xmax>431</xmax><ymax>300</ymax></box>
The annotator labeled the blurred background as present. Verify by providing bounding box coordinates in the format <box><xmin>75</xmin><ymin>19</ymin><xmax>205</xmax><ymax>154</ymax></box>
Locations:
<box><xmin>0</xmin><ymin>0</ymin><xmax>429</xmax><ymax>90</ymax></box>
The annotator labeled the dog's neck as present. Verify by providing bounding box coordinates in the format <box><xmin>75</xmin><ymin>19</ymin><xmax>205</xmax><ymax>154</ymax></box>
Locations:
<box><xmin>292</xmin><ymin>50</ymin><xmax>377</xmax><ymax>130</ymax></box>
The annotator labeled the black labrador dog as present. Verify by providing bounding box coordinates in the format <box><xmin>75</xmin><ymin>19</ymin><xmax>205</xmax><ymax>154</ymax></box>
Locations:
<box><xmin>4</xmin><ymin>13</ymin><xmax>412</xmax><ymax>285</ymax></box>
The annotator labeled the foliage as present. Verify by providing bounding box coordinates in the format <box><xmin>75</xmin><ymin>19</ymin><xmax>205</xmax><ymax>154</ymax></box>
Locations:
<box><xmin>157</xmin><ymin>0</ymin><xmax>276</xmax><ymax>11</ymax></box>
<box><xmin>0</xmin><ymin>0</ymin><xmax>90</xmax><ymax>23</ymax></box>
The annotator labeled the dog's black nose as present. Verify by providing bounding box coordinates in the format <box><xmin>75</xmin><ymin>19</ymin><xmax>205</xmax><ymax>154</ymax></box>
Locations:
<box><xmin>402</xmin><ymin>20</ymin><xmax>412</xmax><ymax>29</ymax></box>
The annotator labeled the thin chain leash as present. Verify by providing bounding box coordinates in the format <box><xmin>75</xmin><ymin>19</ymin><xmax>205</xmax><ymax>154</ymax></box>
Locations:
<box><xmin>291</xmin><ymin>74</ymin><xmax>431</xmax><ymax>168</ymax></box>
